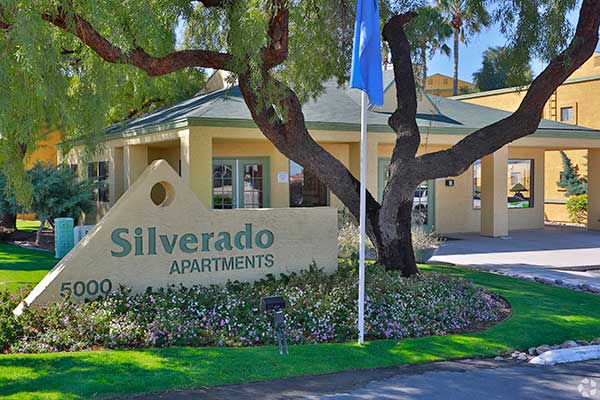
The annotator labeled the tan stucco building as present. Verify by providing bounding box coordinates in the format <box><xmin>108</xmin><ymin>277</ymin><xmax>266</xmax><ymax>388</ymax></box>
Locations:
<box><xmin>59</xmin><ymin>70</ymin><xmax>600</xmax><ymax>237</ymax></box>
<box><xmin>454</xmin><ymin>53</ymin><xmax>600</xmax><ymax>222</ymax></box>
<box><xmin>425</xmin><ymin>73</ymin><xmax>475</xmax><ymax>97</ymax></box>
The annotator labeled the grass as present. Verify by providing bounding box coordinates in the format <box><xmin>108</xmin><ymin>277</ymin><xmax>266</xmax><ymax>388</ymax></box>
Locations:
<box><xmin>0</xmin><ymin>245</ymin><xmax>599</xmax><ymax>399</ymax></box>
<box><xmin>0</xmin><ymin>243</ymin><xmax>55</xmax><ymax>292</ymax></box>
<box><xmin>15</xmin><ymin>220</ymin><xmax>44</xmax><ymax>233</ymax></box>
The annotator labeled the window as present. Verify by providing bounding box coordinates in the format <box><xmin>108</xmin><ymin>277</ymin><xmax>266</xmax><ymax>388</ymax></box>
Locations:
<box><xmin>560</xmin><ymin>106</ymin><xmax>574</xmax><ymax>122</ymax></box>
<box><xmin>88</xmin><ymin>161</ymin><xmax>109</xmax><ymax>203</ymax></box>
<box><xmin>473</xmin><ymin>160</ymin><xmax>481</xmax><ymax>209</ymax></box>
<box><xmin>212</xmin><ymin>158</ymin><xmax>269</xmax><ymax>209</ymax></box>
<box><xmin>473</xmin><ymin>159</ymin><xmax>534</xmax><ymax>209</ymax></box>
<box><xmin>289</xmin><ymin>161</ymin><xmax>329</xmax><ymax>207</ymax></box>
<box><xmin>508</xmin><ymin>160</ymin><xmax>533</xmax><ymax>208</ymax></box>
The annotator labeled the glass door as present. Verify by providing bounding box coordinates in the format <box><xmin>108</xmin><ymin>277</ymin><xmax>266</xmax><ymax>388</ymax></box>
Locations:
<box><xmin>213</xmin><ymin>160</ymin><xmax>235</xmax><ymax>209</ymax></box>
<box><xmin>212</xmin><ymin>158</ymin><xmax>270</xmax><ymax>209</ymax></box>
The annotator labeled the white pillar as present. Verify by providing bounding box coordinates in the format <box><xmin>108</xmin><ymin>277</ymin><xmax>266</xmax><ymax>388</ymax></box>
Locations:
<box><xmin>123</xmin><ymin>144</ymin><xmax>148</xmax><ymax>191</ymax></box>
<box><xmin>588</xmin><ymin>148</ymin><xmax>600</xmax><ymax>230</ymax></box>
<box><xmin>109</xmin><ymin>147</ymin><xmax>124</xmax><ymax>205</ymax></box>
<box><xmin>180</xmin><ymin>130</ymin><xmax>213</xmax><ymax>208</ymax></box>
<box><xmin>480</xmin><ymin>146</ymin><xmax>509</xmax><ymax>237</ymax></box>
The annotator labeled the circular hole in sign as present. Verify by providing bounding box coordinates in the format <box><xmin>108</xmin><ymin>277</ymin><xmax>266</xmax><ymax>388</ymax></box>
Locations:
<box><xmin>150</xmin><ymin>181</ymin><xmax>175</xmax><ymax>207</ymax></box>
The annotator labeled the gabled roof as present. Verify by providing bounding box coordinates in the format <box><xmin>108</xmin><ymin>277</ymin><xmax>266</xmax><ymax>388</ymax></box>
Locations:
<box><xmin>101</xmin><ymin>69</ymin><xmax>599</xmax><ymax>140</ymax></box>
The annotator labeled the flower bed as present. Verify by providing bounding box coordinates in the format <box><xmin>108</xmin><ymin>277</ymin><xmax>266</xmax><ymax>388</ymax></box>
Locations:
<box><xmin>0</xmin><ymin>262</ymin><xmax>508</xmax><ymax>354</ymax></box>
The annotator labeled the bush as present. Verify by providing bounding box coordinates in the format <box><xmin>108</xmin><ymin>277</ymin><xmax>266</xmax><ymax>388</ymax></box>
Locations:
<box><xmin>566</xmin><ymin>194</ymin><xmax>588</xmax><ymax>224</ymax></box>
<box><xmin>1</xmin><ymin>263</ymin><xmax>506</xmax><ymax>354</ymax></box>
<box><xmin>338</xmin><ymin>210</ymin><xmax>444</xmax><ymax>257</ymax></box>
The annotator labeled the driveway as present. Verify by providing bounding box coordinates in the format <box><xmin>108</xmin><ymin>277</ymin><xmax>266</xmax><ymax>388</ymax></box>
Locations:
<box><xmin>127</xmin><ymin>359</ymin><xmax>600</xmax><ymax>400</ymax></box>
<box><xmin>431</xmin><ymin>225</ymin><xmax>600</xmax><ymax>287</ymax></box>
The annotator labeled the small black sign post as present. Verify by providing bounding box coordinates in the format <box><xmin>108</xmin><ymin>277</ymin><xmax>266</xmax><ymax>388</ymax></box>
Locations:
<box><xmin>260</xmin><ymin>296</ymin><xmax>289</xmax><ymax>355</ymax></box>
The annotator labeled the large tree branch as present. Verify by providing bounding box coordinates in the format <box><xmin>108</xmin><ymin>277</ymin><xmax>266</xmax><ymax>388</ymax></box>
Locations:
<box><xmin>238</xmin><ymin>73</ymin><xmax>382</xmax><ymax>241</ymax></box>
<box><xmin>379</xmin><ymin>12</ymin><xmax>422</xmax><ymax>264</ymax></box>
<box><xmin>37</xmin><ymin>0</ymin><xmax>288</xmax><ymax>76</ymax></box>
<box><xmin>415</xmin><ymin>0</ymin><xmax>600</xmax><ymax>180</ymax></box>
<box><xmin>41</xmin><ymin>10</ymin><xmax>232</xmax><ymax>74</ymax></box>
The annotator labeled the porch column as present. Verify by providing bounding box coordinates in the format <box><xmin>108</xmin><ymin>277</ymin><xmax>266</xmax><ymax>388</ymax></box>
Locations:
<box><xmin>123</xmin><ymin>144</ymin><xmax>148</xmax><ymax>191</ymax></box>
<box><xmin>588</xmin><ymin>148</ymin><xmax>600</xmax><ymax>230</ymax></box>
<box><xmin>480</xmin><ymin>146</ymin><xmax>509</xmax><ymax>237</ymax></box>
<box><xmin>109</xmin><ymin>146</ymin><xmax>125</xmax><ymax>205</ymax></box>
<box><xmin>180</xmin><ymin>130</ymin><xmax>213</xmax><ymax>208</ymax></box>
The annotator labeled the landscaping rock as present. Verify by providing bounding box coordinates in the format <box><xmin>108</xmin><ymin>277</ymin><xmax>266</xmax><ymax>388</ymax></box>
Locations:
<box><xmin>578</xmin><ymin>340</ymin><xmax>590</xmax><ymax>346</ymax></box>
<box><xmin>534</xmin><ymin>277</ymin><xmax>555</xmax><ymax>285</ymax></box>
<box><xmin>517</xmin><ymin>353</ymin><xmax>529</xmax><ymax>361</ymax></box>
<box><xmin>587</xmin><ymin>285</ymin><xmax>600</xmax><ymax>294</ymax></box>
<box><xmin>528</xmin><ymin>347</ymin><xmax>537</xmax><ymax>356</ymax></box>
<box><xmin>591</xmin><ymin>338</ymin><xmax>600</xmax><ymax>345</ymax></box>
<box><xmin>560</xmin><ymin>340</ymin><xmax>578</xmax><ymax>349</ymax></box>
<box><xmin>530</xmin><ymin>345</ymin><xmax>600</xmax><ymax>366</ymax></box>
<box><xmin>555</xmin><ymin>279</ymin><xmax>564</xmax><ymax>285</ymax></box>
<box><xmin>536</xmin><ymin>345</ymin><xmax>551</xmax><ymax>355</ymax></box>
<box><xmin>494</xmin><ymin>356</ymin><xmax>505</xmax><ymax>361</ymax></box>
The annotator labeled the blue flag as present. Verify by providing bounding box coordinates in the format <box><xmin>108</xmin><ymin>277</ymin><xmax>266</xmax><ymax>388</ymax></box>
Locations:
<box><xmin>350</xmin><ymin>0</ymin><xmax>384</xmax><ymax>107</ymax></box>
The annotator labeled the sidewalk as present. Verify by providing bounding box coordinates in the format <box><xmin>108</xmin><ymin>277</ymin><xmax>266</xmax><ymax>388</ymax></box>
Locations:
<box><xmin>431</xmin><ymin>225</ymin><xmax>600</xmax><ymax>288</ymax></box>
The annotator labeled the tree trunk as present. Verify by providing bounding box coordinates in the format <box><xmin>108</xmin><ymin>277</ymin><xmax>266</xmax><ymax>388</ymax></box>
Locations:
<box><xmin>35</xmin><ymin>219</ymin><xmax>44</xmax><ymax>246</ymax></box>
<box><xmin>421</xmin><ymin>42</ymin><xmax>427</xmax><ymax>90</ymax></box>
<box><xmin>453</xmin><ymin>29</ymin><xmax>459</xmax><ymax>96</ymax></box>
<box><xmin>375</xmin><ymin>197</ymin><xmax>418</xmax><ymax>277</ymax></box>
<box><xmin>0</xmin><ymin>211</ymin><xmax>16</xmax><ymax>230</ymax></box>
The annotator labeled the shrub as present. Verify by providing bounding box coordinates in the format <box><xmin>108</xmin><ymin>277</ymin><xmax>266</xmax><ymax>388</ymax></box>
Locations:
<box><xmin>566</xmin><ymin>194</ymin><xmax>588</xmax><ymax>224</ymax></box>
<box><xmin>338</xmin><ymin>211</ymin><xmax>444</xmax><ymax>257</ymax></box>
<box><xmin>1</xmin><ymin>263</ymin><xmax>505</xmax><ymax>354</ymax></box>
<box><xmin>412</xmin><ymin>227</ymin><xmax>444</xmax><ymax>250</ymax></box>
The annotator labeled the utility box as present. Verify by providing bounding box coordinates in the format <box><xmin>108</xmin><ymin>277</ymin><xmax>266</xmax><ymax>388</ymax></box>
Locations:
<box><xmin>55</xmin><ymin>217</ymin><xmax>75</xmax><ymax>259</ymax></box>
<box><xmin>74</xmin><ymin>225</ymin><xmax>95</xmax><ymax>244</ymax></box>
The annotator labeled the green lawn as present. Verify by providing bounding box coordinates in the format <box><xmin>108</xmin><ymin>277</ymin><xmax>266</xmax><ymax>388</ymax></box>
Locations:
<box><xmin>0</xmin><ymin>243</ymin><xmax>56</xmax><ymax>292</ymax></box>
<box><xmin>15</xmin><ymin>220</ymin><xmax>44</xmax><ymax>233</ymax></box>
<box><xmin>0</xmin><ymin>246</ymin><xmax>599</xmax><ymax>399</ymax></box>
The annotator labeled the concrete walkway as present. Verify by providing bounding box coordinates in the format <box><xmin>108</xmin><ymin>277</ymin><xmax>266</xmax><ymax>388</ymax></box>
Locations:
<box><xmin>431</xmin><ymin>225</ymin><xmax>600</xmax><ymax>287</ymax></box>
<box><xmin>125</xmin><ymin>359</ymin><xmax>600</xmax><ymax>399</ymax></box>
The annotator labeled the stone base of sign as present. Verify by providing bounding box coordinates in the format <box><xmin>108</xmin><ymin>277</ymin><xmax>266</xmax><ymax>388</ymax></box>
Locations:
<box><xmin>15</xmin><ymin>160</ymin><xmax>338</xmax><ymax>313</ymax></box>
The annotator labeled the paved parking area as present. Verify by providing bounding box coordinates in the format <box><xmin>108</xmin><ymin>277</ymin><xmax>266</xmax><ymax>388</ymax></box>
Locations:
<box><xmin>129</xmin><ymin>359</ymin><xmax>600</xmax><ymax>400</ymax></box>
<box><xmin>431</xmin><ymin>225</ymin><xmax>600</xmax><ymax>287</ymax></box>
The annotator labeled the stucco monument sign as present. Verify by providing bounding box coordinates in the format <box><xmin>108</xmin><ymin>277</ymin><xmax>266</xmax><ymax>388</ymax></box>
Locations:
<box><xmin>15</xmin><ymin>160</ymin><xmax>337</xmax><ymax>313</ymax></box>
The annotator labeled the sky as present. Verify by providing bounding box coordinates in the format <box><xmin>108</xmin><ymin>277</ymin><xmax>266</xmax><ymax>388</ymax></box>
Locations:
<box><xmin>428</xmin><ymin>9</ymin><xmax>589</xmax><ymax>83</ymax></box>
<box><xmin>176</xmin><ymin>6</ymin><xmax>599</xmax><ymax>84</ymax></box>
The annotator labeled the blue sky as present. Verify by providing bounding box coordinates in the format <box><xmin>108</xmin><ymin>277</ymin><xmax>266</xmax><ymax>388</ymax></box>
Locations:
<box><xmin>428</xmin><ymin>9</ymin><xmax>591</xmax><ymax>83</ymax></box>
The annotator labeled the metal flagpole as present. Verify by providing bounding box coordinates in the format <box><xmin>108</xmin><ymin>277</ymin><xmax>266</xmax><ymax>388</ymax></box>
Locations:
<box><xmin>358</xmin><ymin>91</ymin><xmax>367</xmax><ymax>345</ymax></box>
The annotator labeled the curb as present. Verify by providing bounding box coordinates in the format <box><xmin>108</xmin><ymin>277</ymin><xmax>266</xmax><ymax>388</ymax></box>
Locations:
<box><xmin>530</xmin><ymin>345</ymin><xmax>600</xmax><ymax>365</ymax></box>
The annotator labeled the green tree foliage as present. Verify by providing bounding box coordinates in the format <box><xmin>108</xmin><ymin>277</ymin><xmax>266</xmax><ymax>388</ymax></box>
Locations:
<box><xmin>0</xmin><ymin>173</ymin><xmax>18</xmax><ymax>230</ymax></box>
<box><xmin>436</xmin><ymin>0</ymin><xmax>490</xmax><ymax>95</ymax></box>
<box><xmin>473</xmin><ymin>46</ymin><xmax>533</xmax><ymax>91</ymax></box>
<box><xmin>0</xmin><ymin>0</ymin><xmax>586</xmax><ymax>155</ymax></box>
<box><xmin>404</xmin><ymin>6</ymin><xmax>452</xmax><ymax>89</ymax></box>
<box><xmin>557</xmin><ymin>151</ymin><xmax>588</xmax><ymax>196</ymax></box>
<box><xmin>566</xmin><ymin>194</ymin><xmax>588</xmax><ymax>224</ymax></box>
<box><xmin>26</xmin><ymin>164</ymin><xmax>94</xmax><ymax>245</ymax></box>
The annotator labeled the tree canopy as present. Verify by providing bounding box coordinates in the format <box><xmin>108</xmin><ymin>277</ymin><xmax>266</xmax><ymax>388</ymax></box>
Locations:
<box><xmin>557</xmin><ymin>151</ymin><xmax>588</xmax><ymax>196</ymax></box>
<box><xmin>473</xmin><ymin>46</ymin><xmax>533</xmax><ymax>91</ymax></box>
<box><xmin>0</xmin><ymin>0</ymin><xmax>598</xmax><ymax>274</ymax></box>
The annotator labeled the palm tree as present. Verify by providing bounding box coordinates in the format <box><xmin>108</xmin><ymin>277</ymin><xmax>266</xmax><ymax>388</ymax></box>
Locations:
<box><xmin>406</xmin><ymin>7</ymin><xmax>452</xmax><ymax>90</ymax></box>
<box><xmin>437</xmin><ymin>0</ymin><xmax>490</xmax><ymax>95</ymax></box>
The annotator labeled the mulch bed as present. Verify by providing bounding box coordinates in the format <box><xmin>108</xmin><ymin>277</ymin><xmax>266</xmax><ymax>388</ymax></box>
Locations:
<box><xmin>0</xmin><ymin>227</ymin><xmax>55</xmax><ymax>251</ymax></box>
